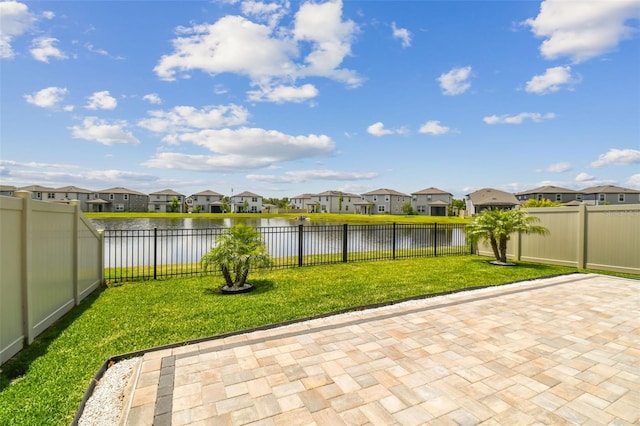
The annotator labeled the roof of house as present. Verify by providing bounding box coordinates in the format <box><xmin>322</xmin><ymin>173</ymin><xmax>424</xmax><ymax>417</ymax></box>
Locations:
<box><xmin>97</xmin><ymin>187</ymin><xmax>148</xmax><ymax>195</ymax></box>
<box><xmin>233</xmin><ymin>191</ymin><xmax>262</xmax><ymax>198</ymax></box>
<box><xmin>149</xmin><ymin>189</ymin><xmax>185</xmax><ymax>196</ymax></box>
<box><xmin>191</xmin><ymin>190</ymin><xmax>224</xmax><ymax>196</ymax></box>
<box><xmin>291</xmin><ymin>193</ymin><xmax>314</xmax><ymax>199</ymax></box>
<box><xmin>411</xmin><ymin>187</ymin><xmax>452</xmax><ymax>196</ymax></box>
<box><xmin>467</xmin><ymin>188</ymin><xmax>519</xmax><ymax>206</ymax></box>
<box><xmin>0</xmin><ymin>185</ymin><xmax>17</xmax><ymax>191</ymax></box>
<box><xmin>19</xmin><ymin>185</ymin><xmax>56</xmax><ymax>192</ymax></box>
<box><xmin>55</xmin><ymin>185</ymin><xmax>92</xmax><ymax>193</ymax></box>
<box><xmin>580</xmin><ymin>185</ymin><xmax>640</xmax><ymax>194</ymax></box>
<box><xmin>516</xmin><ymin>185</ymin><xmax>577</xmax><ymax>195</ymax></box>
<box><xmin>315</xmin><ymin>190</ymin><xmax>361</xmax><ymax>197</ymax></box>
<box><xmin>362</xmin><ymin>188</ymin><xmax>410</xmax><ymax>197</ymax></box>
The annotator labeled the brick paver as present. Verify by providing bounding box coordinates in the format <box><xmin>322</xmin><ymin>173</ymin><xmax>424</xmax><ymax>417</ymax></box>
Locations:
<box><xmin>120</xmin><ymin>274</ymin><xmax>639</xmax><ymax>425</ymax></box>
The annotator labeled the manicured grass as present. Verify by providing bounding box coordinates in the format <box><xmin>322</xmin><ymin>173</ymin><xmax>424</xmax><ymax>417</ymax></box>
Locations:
<box><xmin>1</xmin><ymin>256</ymin><xmax>578</xmax><ymax>425</ymax></box>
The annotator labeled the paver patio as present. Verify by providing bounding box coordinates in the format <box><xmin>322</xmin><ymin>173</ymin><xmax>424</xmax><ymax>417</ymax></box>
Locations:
<box><xmin>119</xmin><ymin>273</ymin><xmax>639</xmax><ymax>425</ymax></box>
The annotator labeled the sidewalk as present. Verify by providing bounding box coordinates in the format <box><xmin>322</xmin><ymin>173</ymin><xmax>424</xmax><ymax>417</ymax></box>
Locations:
<box><xmin>121</xmin><ymin>274</ymin><xmax>639</xmax><ymax>425</ymax></box>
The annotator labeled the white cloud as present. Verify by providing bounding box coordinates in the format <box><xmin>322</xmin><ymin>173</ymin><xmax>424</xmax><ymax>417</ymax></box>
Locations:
<box><xmin>542</xmin><ymin>161</ymin><xmax>572</xmax><ymax>173</ymax></box>
<box><xmin>24</xmin><ymin>86</ymin><xmax>68</xmax><ymax>108</ymax></box>
<box><xmin>155</xmin><ymin>0</ymin><xmax>360</xmax><ymax>101</ymax></box>
<box><xmin>0</xmin><ymin>0</ymin><xmax>36</xmax><ymax>59</ymax></box>
<box><xmin>366</xmin><ymin>121</ymin><xmax>407</xmax><ymax>137</ymax></box>
<box><xmin>30</xmin><ymin>36</ymin><xmax>66</xmax><ymax>62</ymax></box>
<box><xmin>524</xmin><ymin>0</ymin><xmax>640</xmax><ymax>63</ymax></box>
<box><xmin>247</xmin><ymin>83</ymin><xmax>318</xmax><ymax>103</ymax></box>
<box><xmin>418</xmin><ymin>120</ymin><xmax>450</xmax><ymax>135</ymax></box>
<box><xmin>143</xmin><ymin>93</ymin><xmax>162</xmax><ymax>105</ymax></box>
<box><xmin>391</xmin><ymin>22</ymin><xmax>411</xmax><ymax>48</ymax></box>
<box><xmin>86</xmin><ymin>91</ymin><xmax>118</xmax><ymax>110</ymax></box>
<box><xmin>42</xmin><ymin>10</ymin><xmax>54</xmax><ymax>20</ymax></box>
<box><xmin>626</xmin><ymin>174</ymin><xmax>640</xmax><ymax>189</ymax></box>
<box><xmin>138</xmin><ymin>104</ymin><xmax>249</xmax><ymax>133</ymax></box>
<box><xmin>437</xmin><ymin>66</ymin><xmax>472</xmax><ymax>95</ymax></box>
<box><xmin>240</xmin><ymin>0</ymin><xmax>289</xmax><ymax>27</ymax></box>
<box><xmin>575</xmin><ymin>172</ymin><xmax>594</xmax><ymax>182</ymax></box>
<box><xmin>483</xmin><ymin>112</ymin><xmax>556</xmax><ymax>125</ymax></box>
<box><xmin>70</xmin><ymin>117</ymin><xmax>140</xmax><ymax>146</ymax></box>
<box><xmin>590</xmin><ymin>148</ymin><xmax>640</xmax><ymax>168</ymax></box>
<box><xmin>525</xmin><ymin>66</ymin><xmax>579</xmax><ymax>94</ymax></box>
<box><xmin>246</xmin><ymin>169</ymin><xmax>379</xmax><ymax>183</ymax></box>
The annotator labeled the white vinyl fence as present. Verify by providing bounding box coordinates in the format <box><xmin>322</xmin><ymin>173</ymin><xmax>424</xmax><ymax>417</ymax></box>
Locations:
<box><xmin>1</xmin><ymin>191</ymin><xmax>103</xmax><ymax>364</ymax></box>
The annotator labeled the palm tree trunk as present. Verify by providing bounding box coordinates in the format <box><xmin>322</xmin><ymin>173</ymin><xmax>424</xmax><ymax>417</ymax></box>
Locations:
<box><xmin>489</xmin><ymin>236</ymin><xmax>500</xmax><ymax>262</ymax></box>
<box><xmin>221</xmin><ymin>265</ymin><xmax>233</xmax><ymax>287</ymax></box>
<box><xmin>499</xmin><ymin>236</ymin><xmax>508</xmax><ymax>263</ymax></box>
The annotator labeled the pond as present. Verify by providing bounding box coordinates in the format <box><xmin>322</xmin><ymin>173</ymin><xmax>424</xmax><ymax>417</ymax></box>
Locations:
<box><xmin>89</xmin><ymin>217</ymin><xmax>300</xmax><ymax>230</ymax></box>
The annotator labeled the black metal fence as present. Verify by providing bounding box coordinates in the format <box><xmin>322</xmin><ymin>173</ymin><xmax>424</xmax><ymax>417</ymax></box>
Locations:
<box><xmin>103</xmin><ymin>223</ymin><xmax>470</xmax><ymax>283</ymax></box>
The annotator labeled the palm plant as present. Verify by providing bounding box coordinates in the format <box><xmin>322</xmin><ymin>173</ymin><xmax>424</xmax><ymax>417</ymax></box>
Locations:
<box><xmin>466</xmin><ymin>208</ymin><xmax>549</xmax><ymax>264</ymax></box>
<box><xmin>200</xmin><ymin>224</ymin><xmax>272</xmax><ymax>289</ymax></box>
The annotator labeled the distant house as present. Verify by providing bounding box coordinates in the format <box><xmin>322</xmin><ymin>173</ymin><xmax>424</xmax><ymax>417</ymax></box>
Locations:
<box><xmin>148</xmin><ymin>189</ymin><xmax>186</xmax><ymax>213</ymax></box>
<box><xmin>18</xmin><ymin>185</ymin><xmax>56</xmax><ymax>201</ymax></box>
<box><xmin>188</xmin><ymin>190</ymin><xmax>225</xmax><ymax>213</ymax></box>
<box><xmin>87</xmin><ymin>187</ymin><xmax>149</xmax><ymax>212</ymax></box>
<box><xmin>411</xmin><ymin>187</ymin><xmax>452</xmax><ymax>216</ymax></box>
<box><xmin>580</xmin><ymin>185</ymin><xmax>640</xmax><ymax>205</ymax></box>
<box><xmin>49</xmin><ymin>185</ymin><xmax>93</xmax><ymax>211</ymax></box>
<box><xmin>309</xmin><ymin>190</ymin><xmax>360</xmax><ymax>213</ymax></box>
<box><xmin>0</xmin><ymin>185</ymin><xmax>16</xmax><ymax>197</ymax></box>
<box><xmin>359</xmin><ymin>188</ymin><xmax>411</xmax><ymax>215</ymax></box>
<box><xmin>466</xmin><ymin>188</ymin><xmax>519</xmax><ymax>215</ymax></box>
<box><xmin>290</xmin><ymin>193</ymin><xmax>314</xmax><ymax>212</ymax></box>
<box><xmin>230</xmin><ymin>191</ymin><xmax>262</xmax><ymax>213</ymax></box>
<box><xmin>516</xmin><ymin>185</ymin><xmax>579</xmax><ymax>204</ymax></box>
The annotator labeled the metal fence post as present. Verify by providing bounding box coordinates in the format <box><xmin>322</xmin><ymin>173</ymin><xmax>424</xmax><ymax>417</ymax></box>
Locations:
<box><xmin>392</xmin><ymin>223</ymin><xmax>397</xmax><ymax>260</ymax></box>
<box><xmin>298</xmin><ymin>224</ymin><xmax>304</xmax><ymax>267</ymax></box>
<box><xmin>342</xmin><ymin>224</ymin><xmax>348</xmax><ymax>262</ymax></box>
<box><xmin>153</xmin><ymin>227</ymin><xmax>158</xmax><ymax>280</ymax></box>
<box><xmin>433</xmin><ymin>223</ymin><xmax>438</xmax><ymax>257</ymax></box>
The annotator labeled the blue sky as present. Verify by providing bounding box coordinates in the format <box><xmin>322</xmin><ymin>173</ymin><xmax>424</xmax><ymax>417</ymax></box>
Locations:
<box><xmin>1</xmin><ymin>0</ymin><xmax>639</xmax><ymax>199</ymax></box>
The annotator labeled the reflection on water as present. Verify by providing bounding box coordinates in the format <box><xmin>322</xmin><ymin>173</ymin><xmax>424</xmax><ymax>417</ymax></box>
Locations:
<box><xmin>89</xmin><ymin>217</ymin><xmax>300</xmax><ymax>230</ymax></box>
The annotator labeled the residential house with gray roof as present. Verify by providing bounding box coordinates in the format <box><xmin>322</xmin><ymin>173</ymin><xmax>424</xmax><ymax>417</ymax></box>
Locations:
<box><xmin>466</xmin><ymin>188</ymin><xmax>519</xmax><ymax>215</ymax></box>
<box><xmin>50</xmin><ymin>185</ymin><xmax>93</xmax><ymax>211</ymax></box>
<box><xmin>230</xmin><ymin>191</ymin><xmax>263</xmax><ymax>213</ymax></box>
<box><xmin>359</xmin><ymin>188</ymin><xmax>411</xmax><ymax>215</ymax></box>
<box><xmin>580</xmin><ymin>185</ymin><xmax>640</xmax><ymax>205</ymax></box>
<box><xmin>411</xmin><ymin>187</ymin><xmax>452</xmax><ymax>216</ymax></box>
<box><xmin>516</xmin><ymin>185</ymin><xmax>580</xmax><ymax>204</ymax></box>
<box><xmin>187</xmin><ymin>190</ymin><xmax>225</xmax><ymax>213</ymax></box>
<box><xmin>289</xmin><ymin>194</ymin><xmax>314</xmax><ymax>212</ymax></box>
<box><xmin>19</xmin><ymin>185</ymin><xmax>56</xmax><ymax>200</ymax></box>
<box><xmin>87</xmin><ymin>187</ymin><xmax>149</xmax><ymax>212</ymax></box>
<box><xmin>149</xmin><ymin>189</ymin><xmax>186</xmax><ymax>212</ymax></box>
<box><xmin>309</xmin><ymin>190</ymin><xmax>361</xmax><ymax>213</ymax></box>
<box><xmin>0</xmin><ymin>185</ymin><xmax>16</xmax><ymax>197</ymax></box>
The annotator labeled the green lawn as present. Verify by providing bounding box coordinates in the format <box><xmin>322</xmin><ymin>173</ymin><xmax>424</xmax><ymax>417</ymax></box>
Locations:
<box><xmin>0</xmin><ymin>256</ymin><xmax>582</xmax><ymax>424</ymax></box>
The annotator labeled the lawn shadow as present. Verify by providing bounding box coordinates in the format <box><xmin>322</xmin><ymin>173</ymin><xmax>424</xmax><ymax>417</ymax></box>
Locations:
<box><xmin>0</xmin><ymin>285</ymin><xmax>107</xmax><ymax>392</ymax></box>
<box><xmin>203</xmin><ymin>279</ymin><xmax>275</xmax><ymax>296</ymax></box>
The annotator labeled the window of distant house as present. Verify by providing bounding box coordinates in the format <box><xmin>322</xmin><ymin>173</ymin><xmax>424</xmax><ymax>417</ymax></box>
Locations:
<box><xmin>385</xmin><ymin>196</ymin><xmax>389</xmax><ymax>202</ymax></box>
<box><xmin>252</xmin><ymin>197</ymin><xmax>257</xmax><ymax>202</ymax></box>
<box><xmin>345</xmin><ymin>206</ymin><xmax>349</xmax><ymax>211</ymax></box>
<box><xmin>576</xmin><ymin>194</ymin><xmax>582</xmax><ymax>201</ymax></box>
<box><xmin>251</xmin><ymin>206</ymin><xmax>258</xmax><ymax>212</ymax></box>
<box><xmin>373</xmin><ymin>196</ymin><xmax>377</xmax><ymax>201</ymax></box>
<box><xmin>321</xmin><ymin>205</ymin><xmax>327</xmax><ymax>212</ymax></box>
<box><xmin>47</xmin><ymin>193</ymin><xmax>55</xmax><ymax>199</ymax></box>
<box><xmin>155</xmin><ymin>205</ymin><xmax>160</xmax><ymax>211</ymax></box>
<box><xmin>618</xmin><ymin>194</ymin><xmax>625</xmax><ymax>202</ymax></box>
<box><xmin>599</xmin><ymin>194</ymin><xmax>605</xmax><ymax>202</ymax></box>
<box><xmin>555</xmin><ymin>194</ymin><xmax>562</xmax><ymax>201</ymax></box>
<box><xmin>115</xmin><ymin>204</ymin><xmax>124</xmax><ymax>211</ymax></box>
<box><xmin>124</xmin><ymin>194</ymin><xmax>129</xmax><ymax>201</ymax></box>
<box><xmin>418</xmin><ymin>206</ymin><xmax>426</xmax><ymax>213</ymax></box>
<box><xmin>109</xmin><ymin>194</ymin><xmax>115</xmax><ymax>200</ymax></box>
<box><xmin>412</xmin><ymin>195</ymin><xmax>417</xmax><ymax>201</ymax></box>
<box><xmin>537</xmin><ymin>194</ymin><xmax>543</xmax><ymax>200</ymax></box>
<box><xmin>378</xmin><ymin>205</ymin><xmax>385</xmax><ymax>212</ymax></box>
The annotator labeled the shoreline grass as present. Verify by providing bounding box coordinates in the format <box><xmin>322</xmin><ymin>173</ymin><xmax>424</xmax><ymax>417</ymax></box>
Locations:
<box><xmin>0</xmin><ymin>256</ymin><xmax>615</xmax><ymax>424</ymax></box>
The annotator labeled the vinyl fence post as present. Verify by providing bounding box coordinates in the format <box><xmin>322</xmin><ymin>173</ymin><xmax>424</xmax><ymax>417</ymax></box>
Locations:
<box><xmin>298</xmin><ymin>224</ymin><xmax>304</xmax><ymax>267</ymax></box>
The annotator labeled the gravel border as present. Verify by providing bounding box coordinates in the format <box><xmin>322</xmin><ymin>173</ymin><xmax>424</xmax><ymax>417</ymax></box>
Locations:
<box><xmin>78</xmin><ymin>357</ymin><xmax>140</xmax><ymax>426</ymax></box>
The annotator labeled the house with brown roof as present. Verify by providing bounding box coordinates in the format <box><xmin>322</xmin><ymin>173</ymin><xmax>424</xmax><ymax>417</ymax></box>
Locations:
<box><xmin>580</xmin><ymin>185</ymin><xmax>640</xmax><ymax>205</ymax></box>
<box><xmin>359</xmin><ymin>188</ymin><xmax>411</xmax><ymax>215</ymax></box>
<box><xmin>49</xmin><ymin>185</ymin><xmax>93</xmax><ymax>211</ymax></box>
<box><xmin>0</xmin><ymin>185</ymin><xmax>16</xmax><ymax>197</ymax></box>
<box><xmin>516</xmin><ymin>185</ymin><xmax>579</xmax><ymax>204</ymax></box>
<box><xmin>230</xmin><ymin>191</ymin><xmax>263</xmax><ymax>213</ymax></box>
<box><xmin>466</xmin><ymin>188</ymin><xmax>519</xmax><ymax>215</ymax></box>
<box><xmin>411</xmin><ymin>187</ymin><xmax>452</xmax><ymax>216</ymax></box>
<box><xmin>188</xmin><ymin>190</ymin><xmax>225</xmax><ymax>213</ymax></box>
<box><xmin>87</xmin><ymin>187</ymin><xmax>149</xmax><ymax>212</ymax></box>
<box><xmin>289</xmin><ymin>193</ymin><xmax>314</xmax><ymax>212</ymax></box>
<box><xmin>18</xmin><ymin>185</ymin><xmax>56</xmax><ymax>200</ymax></box>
